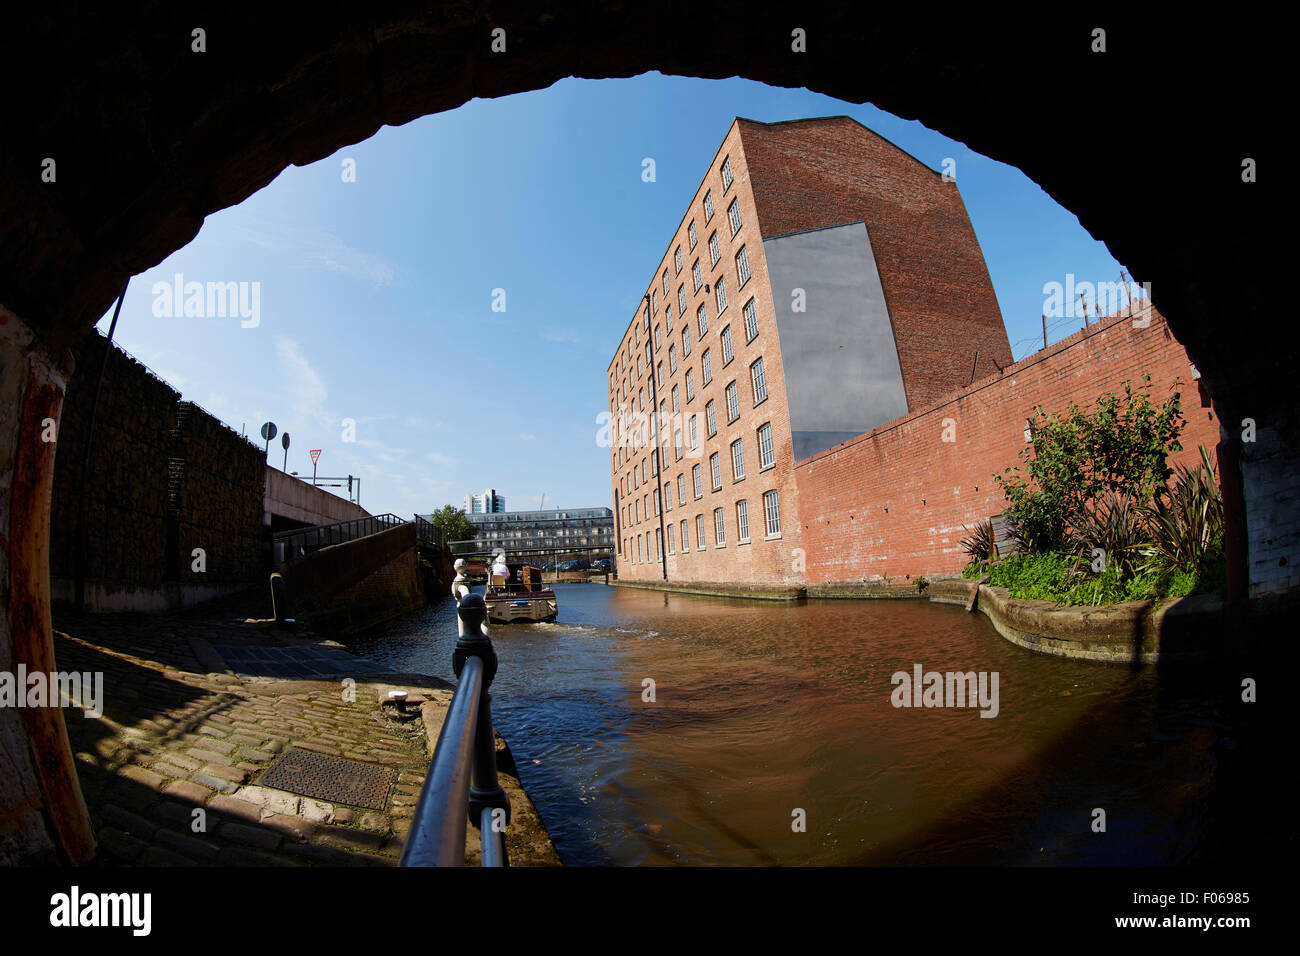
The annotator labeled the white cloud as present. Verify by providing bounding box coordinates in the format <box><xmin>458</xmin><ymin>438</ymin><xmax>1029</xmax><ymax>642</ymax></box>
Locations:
<box><xmin>234</xmin><ymin>221</ymin><xmax>398</xmax><ymax>287</ymax></box>
<box><xmin>275</xmin><ymin>336</ymin><xmax>330</xmax><ymax>428</ymax></box>
<box><xmin>519</xmin><ymin>433</ymin><xmax>536</xmax><ymax>441</ymax></box>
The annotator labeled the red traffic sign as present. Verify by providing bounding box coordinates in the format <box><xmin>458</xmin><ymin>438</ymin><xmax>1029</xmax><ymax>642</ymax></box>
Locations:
<box><xmin>309</xmin><ymin>449</ymin><xmax>322</xmax><ymax>465</ymax></box>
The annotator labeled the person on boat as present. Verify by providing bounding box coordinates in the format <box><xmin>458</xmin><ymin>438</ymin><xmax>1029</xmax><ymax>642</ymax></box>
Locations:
<box><xmin>491</xmin><ymin>551</ymin><xmax>510</xmax><ymax>586</ymax></box>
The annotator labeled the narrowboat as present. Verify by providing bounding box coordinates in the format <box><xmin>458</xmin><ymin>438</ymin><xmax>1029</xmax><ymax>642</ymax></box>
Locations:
<box><xmin>484</xmin><ymin>561</ymin><xmax>557</xmax><ymax>623</ymax></box>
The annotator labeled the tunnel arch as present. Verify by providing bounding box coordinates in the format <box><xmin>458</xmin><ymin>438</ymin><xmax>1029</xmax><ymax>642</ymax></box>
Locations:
<box><xmin>0</xmin><ymin>7</ymin><xmax>1280</xmax><ymax>863</ymax></box>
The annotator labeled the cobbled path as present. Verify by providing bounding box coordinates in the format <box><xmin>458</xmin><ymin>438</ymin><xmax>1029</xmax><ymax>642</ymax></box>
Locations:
<box><xmin>51</xmin><ymin>588</ymin><xmax>559</xmax><ymax>866</ymax></box>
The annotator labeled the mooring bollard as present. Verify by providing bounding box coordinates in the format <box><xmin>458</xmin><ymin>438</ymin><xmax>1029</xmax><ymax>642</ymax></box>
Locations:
<box><xmin>269</xmin><ymin>572</ymin><xmax>292</xmax><ymax>624</ymax></box>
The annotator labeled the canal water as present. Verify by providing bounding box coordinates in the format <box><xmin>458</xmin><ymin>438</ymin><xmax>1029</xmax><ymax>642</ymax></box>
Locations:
<box><xmin>347</xmin><ymin>584</ymin><xmax>1255</xmax><ymax>866</ymax></box>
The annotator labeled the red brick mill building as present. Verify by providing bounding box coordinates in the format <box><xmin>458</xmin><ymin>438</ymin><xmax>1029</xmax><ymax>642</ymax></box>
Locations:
<box><xmin>607</xmin><ymin>116</ymin><xmax>1218</xmax><ymax>592</ymax></box>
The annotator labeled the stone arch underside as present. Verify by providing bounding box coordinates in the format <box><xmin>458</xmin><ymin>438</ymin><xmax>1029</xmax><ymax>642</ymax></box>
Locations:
<box><xmin>0</xmin><ymin>7</ymin><xmax>1284</xmax><ymax>864</ymax></box>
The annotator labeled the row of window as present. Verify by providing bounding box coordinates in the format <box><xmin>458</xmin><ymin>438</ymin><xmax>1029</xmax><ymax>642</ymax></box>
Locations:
<box><xmin>623</xmin><ymin>490</ymin><xmax>783</xmax><ymax>565</ymax></box>
<box><xmin>621</xmin><ymin>422</ymin><xmax>776</xmax><ymax>528</ymax></box>
<box><xmin>610</xmin><ymin>334</ymin><xmax>769</xmax><ymax>476</ymax></box>
<box><xmin>609</xmin><ymin>151</ymin><xmax>746</xmax><ymax>402</ymax></box>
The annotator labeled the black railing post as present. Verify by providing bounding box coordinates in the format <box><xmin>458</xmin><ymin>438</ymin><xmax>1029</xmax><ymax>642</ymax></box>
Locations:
<box><xmin>453</xmin><ymin>594</ymin><xmax>511</xmax><ymax>866</ymax></box>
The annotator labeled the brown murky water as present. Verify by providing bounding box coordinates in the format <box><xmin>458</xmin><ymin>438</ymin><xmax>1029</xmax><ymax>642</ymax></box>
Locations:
<box><xmin>350</xmin><ymin>584</ymin><xmax>1257</xmax><ymax>866</ymax></box>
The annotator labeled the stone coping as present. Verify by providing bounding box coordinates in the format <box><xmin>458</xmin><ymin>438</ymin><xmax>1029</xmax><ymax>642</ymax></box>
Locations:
<box><xmin>611</xmin><ymin>579</ymin><xmax>807</xmax><ymax>601</ymax></box>
<box><xmin>969</xmin><ymin>584</ymin><xmax>1225</xmax><ymax>664</ymax></box>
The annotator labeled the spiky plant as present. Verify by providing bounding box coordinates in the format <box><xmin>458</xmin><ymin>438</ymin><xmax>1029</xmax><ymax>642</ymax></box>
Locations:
<box><xmin>960</xmin><ymin>519</ymin><xmax>997</xmax><ymax>564</ymax></box>
<box><xmin>1139</xmin><ymin>446</ymin><xmax>1223</xmax><ymax>573</ymax></box>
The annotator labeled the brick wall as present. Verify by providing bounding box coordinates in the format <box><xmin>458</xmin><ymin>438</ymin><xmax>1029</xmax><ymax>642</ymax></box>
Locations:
<box><xmin>737</xmin><ymin>117</ymin><xmax>1013</xmax><ymax>410</ymax></box>
<box><xmin>794</xmin><ymin>301</ymin><xmax>1221</xmax><ymax>584</ymax></box>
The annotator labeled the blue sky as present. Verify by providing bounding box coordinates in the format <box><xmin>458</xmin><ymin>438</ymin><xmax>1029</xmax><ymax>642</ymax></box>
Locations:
<box><xmin>98</xmin><ymin>73</ymin><xmax>1139</xmax><ymax>519</ymax></box>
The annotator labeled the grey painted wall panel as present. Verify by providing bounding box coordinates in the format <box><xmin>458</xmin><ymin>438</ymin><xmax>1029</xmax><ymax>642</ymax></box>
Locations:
<box><xmin>762</xmin><ymin>222</ymin><xmax>908</xmax><ymax>461</ymax></box>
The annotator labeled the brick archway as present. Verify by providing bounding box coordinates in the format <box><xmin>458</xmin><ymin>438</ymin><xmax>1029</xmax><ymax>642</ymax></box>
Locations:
<box><xmin>0</xmin><ymin>7</ymin><xmax>1279</xmax><ymax>863</ymax></box>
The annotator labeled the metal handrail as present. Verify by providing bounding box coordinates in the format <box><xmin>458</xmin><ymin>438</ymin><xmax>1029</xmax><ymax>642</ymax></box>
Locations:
<box><xmin>273</xmin><ymin>513</ymin><xmax>408</xmax><ymax>566</ymax></box>
<box><xmin>401</xmin><ymin>569</ymin><xmax>510</xmax><ymax>867</ymax></box>
<box><xmin>413</xmin><ymin>514</ymin><xmax>445</xmax><ymax>548</ymax></box>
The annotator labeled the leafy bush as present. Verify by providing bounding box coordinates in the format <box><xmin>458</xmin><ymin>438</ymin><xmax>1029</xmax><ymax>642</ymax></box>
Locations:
<box><xmin>995</xmin><ymin>377</ymin><xmax>1186</xmax><ymax>554</ymax></box>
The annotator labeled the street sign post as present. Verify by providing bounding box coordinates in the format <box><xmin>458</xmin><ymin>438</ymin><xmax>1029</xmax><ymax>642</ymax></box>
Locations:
<box><xmin>260</xmin><ymin>421</ymin><xmax>277</xmax><ymax>460</ymax></box>
<box><xmin>309</xmin><ymin>448</ymin><xmax>321</xmax><ymax>485</ymax></box>
<box><xmin>281</xmin><ymin>431</ymin><xmax>291</xmax><ymax>471</ymax></box>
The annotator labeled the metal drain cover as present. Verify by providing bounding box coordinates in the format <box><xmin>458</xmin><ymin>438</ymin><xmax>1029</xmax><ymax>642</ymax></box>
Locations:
<box><xmin>258</xmin><ymin>748</ymin><xmax>396</xmax><ymax>810</ymax></box>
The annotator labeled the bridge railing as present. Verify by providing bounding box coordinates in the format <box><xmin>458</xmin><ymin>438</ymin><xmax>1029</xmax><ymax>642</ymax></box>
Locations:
<box><xmin>273</xmin><ymin>512</ymin><xmax>408</xmax><ymax>566</ymax></box>
<box><xmin>414</xmin><ymin>514</ymin><xmax>445</xmax><ymax>548</ymax></box>
<box><xmin>401</xmin><ymin>569</ymin><xmax>510</xmax><ymax>867</ymax></box>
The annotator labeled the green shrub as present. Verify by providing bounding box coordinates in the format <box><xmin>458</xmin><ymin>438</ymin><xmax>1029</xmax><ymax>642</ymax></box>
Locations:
<box><xmin>996</xmin><ymin>377</ymin><xmax>1186</xmax><ymax>554</ymax></box>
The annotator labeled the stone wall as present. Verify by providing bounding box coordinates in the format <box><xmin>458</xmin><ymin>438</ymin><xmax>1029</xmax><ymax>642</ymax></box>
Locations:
<box><xmin>49</xmin><ymin>332</ymin><xmax>266</xmax><ymax>609</ymax></box>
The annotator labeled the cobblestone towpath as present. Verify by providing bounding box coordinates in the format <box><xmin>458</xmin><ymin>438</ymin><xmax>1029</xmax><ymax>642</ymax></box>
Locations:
<box><xmin>52</xmin><ymin>589</ymin><xmax>561</xmax><ymax>866</ymax></box>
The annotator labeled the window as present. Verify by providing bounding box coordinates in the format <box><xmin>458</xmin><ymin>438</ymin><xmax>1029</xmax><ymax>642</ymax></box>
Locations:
<box><xmin>731</xmin><ymin>438</ymin><xmax>745</xmax><ymax>479</ymax></box>
<box><xmin>728</xmin><ymin>198</ymin><xmax>742</xmax><ymax>235</ymax></box>
<box><xmin>758</xmin><ymin>422</ymin><xmax>775</xmax><ymax>468</ymax></box>
<box><xmin>637</xmin><ymin>535</ymin><xmax>642</xmax><ymax>562</ymax></box>
<box><xmin>688</xmin><ymin>220</ymin><xmax>698</xmax><ymax>249</ymax></box>
<box><xmin>664</xmin><ymin>482</ymin><xmax>672</xmax><ymax>512</ymax></box>
<box><xmin>743</xmin><ymin>298</ymin><xmax>759</xmax><ymax>342</ymax></box>
<box><xmin>678</xmin><ymin>284</ymin><xmax>686</xmax><ymax>315</ymax></box>
<box><xmin>677</xmin><ymin>474</ymin><xmax>686</xmax><ymax>505</ymax></box>
<box><xmin>726</xmin><ymin>381</ymin><xmax>740</xmax><ymax>422</ymax></box>
<box><xmin>696</xmin><ymin>513</ymin><xmax>707</xmax><ymax>548</ymax></box>
<box><xmin>721</xmin><ymin>156</ymin><xmax>733</xmax><ymax>191</ymax></box>
<box><xmin>634</xmin><ymin>325</ymin><xmax>640</xmax><ymax>346</ymax></box>
<box><xmin>714</xmin><ymin>508</ymin><xmax>726</xmax><ymax>545</ymax></box>
<box><xmin>674</xmin><ymin>428</ymin><xmax>683</xmax><ymax>460</ymax></box>
<box><xmin>635</xmin><ymin>499</ymin><xmax>641</xmax><ymax>523</ymax></box>
<box><xmin>710</xmin><ymin>452</ymin><xmax>722</xmax><ymax>491</ymax></box>
<box><xmin>721</xmin><ymin>324</ymin><xmax>734</xmax><ymax>364</ymax></box>
<box><xmin>636</xmin><ymin>355</ymin><xmax>642</xmax><ymax>379</ymax></box>
<box><xmin>653</xmin><ymin>488</ymin><xmax>660</xmax><ymax>516</ymax></box>
<box><xmin>675</xmin><ymin>246</ymin><xmax>682</xmax><ymax>274</ymax></box>
<box><xmin>709</xmin><ymin>230</ymin><xmax>721</xmax><ymax>266</ymax></box>
<box><xmin>655</xmin><ymin>326</ymin><xmax>661</xmax><ymax>350</ymax></box>
<box><xmin>656</xmin><ymin>528</ymin><xmax>663</xmax><ymax>560</ymax></box>
<box><xmin>716</xmin><ymin>276</ymin><xmax>728</xmax><ymax>314</ymax></box>
<box><xmin>657</xmin><ymin>361</ymin><xmax>664</xmax><ymax>387</ymax></box>
<box><xmin>702</xmin><ymin>348</ymin><xmax>712</xmax><ymax>385</ymax></box>
<box><xmin>666</xmin><ymin>303</ymin><xmax>674</xmax><ymax>333</ymax></box>
<box><xmin>706</xmin><ymin>398</ymin><xmax>717</xmax><ymax>436</ymax></box>
<box><xmin>736</xmin><ymin>499</ymin><xmax>750</xmax><ymax>541</ymax></box>
<box><xmin>680</xmin><ymin>518</ymin><xmax>689</xmax><ymax>551</ymax></box>
<box><xmin>692</xmin><ymin>465</ymin><xmax>703</xmax><ymax>498</ymax></box>
<box><xmin>689</xmin><ymin>414</ymin><xmax>698</xmax><ymax>449</ymax></box>
<box><xmin>672</xmin><ymin>384</ymin><xmax>680</xmax><ymax>414</ymax></box>
<box><xmin>667</xmin><ymin>523</ymin><xmax>675</xmax><ymax>553</ymax></box>
<box><xmin>692</xmin><ymin>259</ymin><xmax>703</xmax><ymax>292</ymax></box>
<box><xmin>685</xmin><ymin>368</ymin><xmax>695</xmax><ymax>401</ymax></box>
<box><xmin>764</xmin><ymin>490</ymin><xmax>782</xmax><ymax>536</ymax></box>
<box><xmin>682</xmin><ymin>326</ymin><xmax>691</xmax><ymax>357</ymax></box>
<box><xmin>669</xmin><ymin>345</ymin><xmax>677</xmax><ymax>373</ymax></box>
<box><xmin>652</xmin><ymin>289</ymin><xmax>658</xmax><ymax>313</ymax></box>
<box><xmin>751</xmin><ymin>357</ymin><xmax>767</xmax><ymax>404</ymax></box>
<box><xmin>703</xmin><ymin>189</ymin><xmax>714</xmax><ymax>222</ymax></box>
<box><xmin>697</xmin><ymin>303</ymin><xmax>708</xmax><ymax>338</ymax></box>
<box><xmin>736</xmin><ymin>246</ymin><xmax>751</xmax><ymax>286</ymax></box>
<box><xmin>663</xmin><ymin>270</ymin><xmax>669</xmax><ymax>297</ymax></box>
